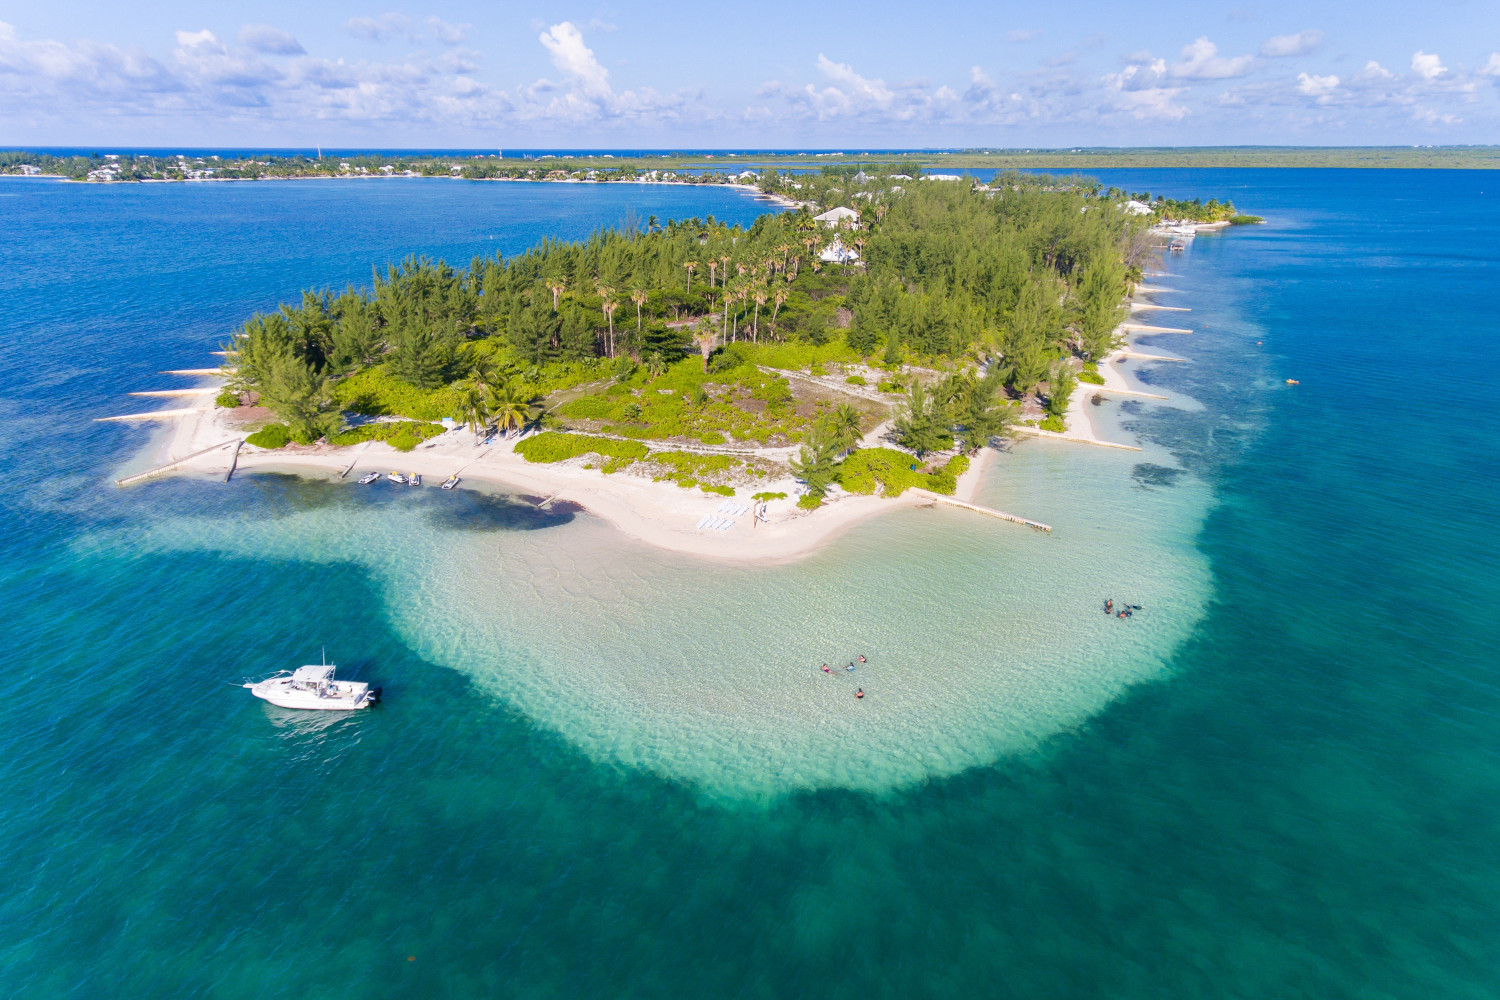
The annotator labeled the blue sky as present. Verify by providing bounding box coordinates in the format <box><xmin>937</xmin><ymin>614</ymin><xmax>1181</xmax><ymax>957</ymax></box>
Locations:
<box><xmin>1</xmin><ymin>1</ymin><xmax>1497</xmax><ymax>146</ymax></box>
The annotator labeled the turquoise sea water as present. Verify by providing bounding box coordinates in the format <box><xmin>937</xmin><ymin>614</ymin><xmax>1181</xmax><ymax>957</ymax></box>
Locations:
<box><xmin>2</xmin><ymin>172</ymin><xmax>1499</xmax><ymax>997</ymax></box>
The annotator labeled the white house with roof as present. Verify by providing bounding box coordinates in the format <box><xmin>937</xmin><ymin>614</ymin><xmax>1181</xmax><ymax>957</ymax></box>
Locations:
<box><xmin>813</xmin><ymin>206</ymin><xmax>860</xmax><ymax>228</ymax></box>
<box><xmin>1122</xmin><ymin>200</ymin><xmax>1154</xmax><ymax>216</ymax></box>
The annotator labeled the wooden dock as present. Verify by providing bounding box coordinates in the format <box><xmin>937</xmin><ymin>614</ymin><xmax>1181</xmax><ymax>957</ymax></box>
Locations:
<box><xmin>908</xmin><ymin>488</ymin><xmax>1051</xmax><ymax>532</ymax></box>
<box><xmin>223</xmin><ymin>439</ymin><xmax>243</xmax><ymax>483</ymax></box>
<box><xmin>116</xmin><ymin>439</ymin><xmax>239</xmax><ymax>487</ymax></box>
<box><xmin>1118</xmin><ymin>351</ymin><xmax>1188</xmax><ymax>363</ymax></box>
<box><xmin>1011</xmin><ymin>426</ymin><xmax>1143</xmax><ymax>452</ymax></box>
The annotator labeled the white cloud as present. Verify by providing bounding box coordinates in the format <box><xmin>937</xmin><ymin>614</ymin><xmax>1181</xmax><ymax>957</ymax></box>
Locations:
<box><xmin>1355</xmin><ymin>60</ymin><xmax>1393</xmax><ymax>82</ymax></box>
<box><xmin>1006</xmin><ymin>30</ymin><xmax>1041</xmax><ymax>43</ymax></box>
<box><xmin>343</xmin><ymin>14</ymin><xmax>414</xmax><ymax>42</ymax></box>
<box><xmin>1261</xmin><ymin>30</ymin><xmax>1323</xmax><ymax>58</ymax></box>
<box><xmin>816</xmin><ymin>54</ymin><xmax>895</xmax><ymax>106</ymax></box>
<box><xmin>1477</xmin><ymin>53</ymin><xmax>1500</xmax><ymax>77</ymax></box>
<box><xmin>538</xmin><ymin>22</ymin><xmax>611</xmax><ymax>100</ymax></box>
<box><xmin>1103</xmin><ymin>60</ymin><xmax>1187</xmax><ymax>119</ymax></box>
<box><xmin>1172</xmin><ymin>37</ymin><xmax>1255</xmax><ymax>79</ymax></box>
<box><xmin>238</xmin><ymin>24</ymin><xmax>303</xmax><ymax>56</ymax></box>
<box><xmin>427</xmin><ymin>18</ymin><xmax>470</xmax><ymax>46</ymax></box>
<box><xmin>1411</xmin><ymin>51</ymin><xmax>1446</xmax><ymax>80</ymax></box>
<box><xmin>1297</xmin><ymin>72</ymin><xmax>1339</xmax><ymax>99</ymax></box>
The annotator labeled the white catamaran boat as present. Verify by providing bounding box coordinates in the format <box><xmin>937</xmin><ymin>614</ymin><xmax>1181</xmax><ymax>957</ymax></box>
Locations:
<box><xmin>244</xmin><ymin>655</ymin><xmax>380</xmax><ymax>711</ymax></box>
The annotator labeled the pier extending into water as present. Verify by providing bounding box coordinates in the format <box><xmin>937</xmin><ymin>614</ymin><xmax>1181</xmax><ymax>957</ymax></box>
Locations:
<box><xmin>115</xmin><ymin>439</ymin><xmax>240</xmax><ymax>487</ymax></box>
<box><xmin>908</xmin><ymin>488</ymin><xmax>1052</xmax><ymax>532</ymax></box>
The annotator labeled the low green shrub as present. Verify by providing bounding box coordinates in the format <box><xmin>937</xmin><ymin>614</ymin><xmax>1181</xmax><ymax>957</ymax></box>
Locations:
<box><xmin>215</xmin><ymin>389</ymin><xmax>241</xmax><ymax>408</ymax></box>
<box><xmin>877</xmin><ymin>379</ymin><xmax>904</xmax><ymax>394</ymax></box>
<box><xmin>330</xmin><ymin>421</ymin><xmax>445</xmax><ymax>452</ymax></box>
<box><xmin>839</xmin><ymin>449</ymin><xmax>970</xmax><ymax>497</ymax></box>
<box><xmin>1038</xmin><ymin>415</ymin><xmax>1066</xmax><ymax>433</ymax></box>
<box><xmin>698</xmin><ymin>432</ymin><xmax>726</xmax><ymax>445</ymax></box>
<box><xmin>331</xmin><ymin>364</ymin><xmax>464</xmax><ymax>421</ymax></box>
<box><xmin>844</xmin><ymin>375</ymin><xmax>867</xmax><ymax>386</ymax></box>
<box><xmin>1078</xmin><ymin>371</ymin><xmax>1105</xmax><ymax>385</ymax></box>
<box><xmin>752</xmin><ymin>491</ymin><xmax>787</xmax><ymax>502</ymax></box>
<box><xmin>246</xmin><ymin>423</ymin><xmax>292</xmax><ymax>449</ymax></box>
<box><xmin>514</xmin><ymin>431</ymin><xmax>649</xmax><ymax>466</ymax></box>
<box><xmin>701</xmin><ymin>484</ymin><xmax>735</xmax><ymax>497</ymax></box>
<box><xmin>1228</xmin><ymin>215</ymin><xmax>1264</xmax><ymax>225</ymax></box>
<box><xmin>797</xmin><ymin>493</ymin><xmax>822</xmax><ymax>510</ymax></box>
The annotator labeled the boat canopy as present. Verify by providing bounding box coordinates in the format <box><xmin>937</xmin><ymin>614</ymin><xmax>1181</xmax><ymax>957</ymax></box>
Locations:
<box><xmin>292</xmin><ymin>665</ymin><xmax>336</xmax><ymax>684</ymax></box>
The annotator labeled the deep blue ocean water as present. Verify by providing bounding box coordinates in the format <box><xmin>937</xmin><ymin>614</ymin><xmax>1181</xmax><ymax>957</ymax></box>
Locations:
<box><xmin>2</xmin><ymin>171</ymin><xmax>1499</xmax><ymax>998</ymax></box>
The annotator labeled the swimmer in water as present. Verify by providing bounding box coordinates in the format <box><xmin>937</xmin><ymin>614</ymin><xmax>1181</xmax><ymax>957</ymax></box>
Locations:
<box><xmin>857</xmin><ymin>655</ymin><xmax>867</xmax><ymax>663</ymax></box>
<box><xmin>855</xmin><ymin>689</ymin><xmax>864</xmax><ymax>699</ymax></box>
<box><xmin>846</xmin><ymin>662</ymin><xmax>855</xmax><ymax>671</ymax></box>
<box><xmin>821</xmin><ymin>663</ymin><xmax>831</xmax><ymax>673</ymax></box>
<box><xmin>1105</xmin><ymin>598</ymin><xmax>1114</xmax><ymax>614</ymax></box>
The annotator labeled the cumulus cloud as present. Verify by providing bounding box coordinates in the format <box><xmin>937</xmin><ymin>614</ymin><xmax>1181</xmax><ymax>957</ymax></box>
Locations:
<box><xmin>1296</xmin><ymin>72</ymin><xmax>1339</xmax><ymax>99</ymax></box>
<box><xmin>1411</xmin><ymin>51</ymin><xmax>1446</xmax><ymax>80</ymax></box>
<box><xmin>238</xmin><ymin>24</ymin><xmax>303</xmax><ymax>55</ymax></box>
<box><xmin>1261</xmin><ymin>30</ymin><xmax>1323</xmax><ymax>58</ymax></box>
<box><xmin>1171</xmin><ymin>37</ymin><xmax>1255</xmax><ymax>79</ymax></box>
<box><xmin>538</xmin><ymin>21</ymin><xmax>611</xmax><ymax>100</ymax></box>
<box><xmin>1006</xmin><ymin>30</ymin><xmax>1041</xmax><ymax>43</ymax></box>
<box><xmin>1480</xmin><ymin>53</ymin><xmax>1500</xmax><ymax>77</ymax></box>
<box><xmin>1102</xmin><ymin>60</ymin><xmax>1188</xmax><ymax>119</ymax></box>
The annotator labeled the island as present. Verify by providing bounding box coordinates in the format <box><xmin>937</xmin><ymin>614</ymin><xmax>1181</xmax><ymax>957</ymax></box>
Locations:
<box><xmin>114</xmin><ymin>169</ymin><xmax>1235</xmax><ymax>561</ymax></box>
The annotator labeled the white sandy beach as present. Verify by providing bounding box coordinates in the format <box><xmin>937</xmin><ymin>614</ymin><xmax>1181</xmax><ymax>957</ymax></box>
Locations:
<box><xmin>115</xmin><ymin>282</ymin><xmax>1195</xmax><ymax>564</ymax></box>
<box><xmin>134</xmin><ymin>392</ymin><xmax>1001</xmax><ymax>565</ymax></box>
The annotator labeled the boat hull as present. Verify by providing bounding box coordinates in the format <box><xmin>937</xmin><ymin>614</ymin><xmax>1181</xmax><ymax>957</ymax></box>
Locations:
<box><xmin>248</xmin><ymin>678</ymin><xmax>376</xmax><ymax>711</ymax></box>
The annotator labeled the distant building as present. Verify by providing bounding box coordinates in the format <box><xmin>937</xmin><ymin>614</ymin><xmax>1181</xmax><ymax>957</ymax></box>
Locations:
<box><xmin>813</xmin><ymin>206</ymin><xmax>860</xmax><ymax>228</ymax></box>
<box><xmin>19</xmin><ymin>164</ymin><xmax>40</xmax><ymax>175</ymax></box>
<box><xmin>820</xmin><ymin>239</ymin><xmax>859</xmax><ymax>264</ymax></box>
<box><xmin>922</xmin><ymin>174</ymin><xmax>964</xmax><ymax>181</ymax></box>
<box><xmin>1122</xmin><ymin>200</ymin><xmax>1154</xmax><ymax>216</ymax></box>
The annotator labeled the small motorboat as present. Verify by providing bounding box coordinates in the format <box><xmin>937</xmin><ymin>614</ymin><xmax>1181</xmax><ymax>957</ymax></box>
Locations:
<box><xmin>440</xmin><ymin>474</ymin><xmax>460</xmax><ymax>490</ymax></box>
<box><xmin>387</xmin><ymin>472</ymin><xmax>408</xmax><ymax>485</ymax></box>
<box><xmin>357</xmin><ymin>472</ymin><xmax>380</xmax><ymax>485</ymax></box>
<box><xmin>244</xmin><ymin>654</ymin><xmax>379</xmax><ymax>711</ymax></box>
<box><xmin>407</xmin><ymin>473</ymin><xmax>421</xmax><ymax>487</ymax></box>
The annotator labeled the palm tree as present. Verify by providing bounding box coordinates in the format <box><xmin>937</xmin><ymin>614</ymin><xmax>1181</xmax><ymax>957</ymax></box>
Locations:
<box><xmin>707</xmin><ymin>260</ymin><xmax>717</xmax><ymax>288</ymax></box>
<box><xmin>547</xmin><ymin>277</ymin><xmax>567</xmax><ymax>311</ymax></box>
<box><xmin>752</xmin><ymin>286</ymin><xmax>767</xmax><ymax>343</ymax></box>
<box><xmin>603</xmin><ymin>299</ymin><xmax>618</xmax><ymax>358</ymax></box>
<box><xmin>490</xmin><ymin>379</ymin><xmax>532</xmax><ymax>437</ymax></box>
<box><xmin>684</xmin><ymin>260</ymin><xmax>697</xmax><ymax>293</ymax></box>
<box><xmin>825</xmin><ymin>403</ymin><xmax>863</xmax><ymax>455</ymax></box>
<box><xmin>771</xmin><ymin>287</ymin><xmax>788</xmax><ymax>340</ymax></box>
<box><xmin>692</xmin><ymin>321</ymin><xmax>717</xmax><ymax>372</ymax></box>
<box><xmin>456</xmin><ymin>383</ymin><xmax>491</xmax><ymax>442</ymax></box>
<box><xmin>631</xmin><ymin>288</ymin><xmax>648</xmax><ymax>332</ymax></box>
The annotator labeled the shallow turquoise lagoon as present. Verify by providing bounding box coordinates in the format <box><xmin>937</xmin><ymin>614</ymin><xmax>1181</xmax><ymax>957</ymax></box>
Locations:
<box><xmin>2</xmin><ymin>171</ymin><xmax>1498</xmax><ymax>998</ymax></box>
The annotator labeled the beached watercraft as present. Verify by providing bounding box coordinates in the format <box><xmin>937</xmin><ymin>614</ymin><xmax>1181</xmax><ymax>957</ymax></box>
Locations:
<box><xmin>244</xmin><ymin>656</ymin><xmax>379</xmax><ymax>711</ymax></box>
<box><xmin>357</xmin><ymin>472</ymin><xmax>380</xmax><ymax>484</ymax></box>
<box><xmin>387</xmin><ymin>472</ymin><xmax>408</xmax><ymax>484</ymax></box>
<box><xmin>441</xmin><ymin>474</ymin><xmax>459</xmax><ymax>490</ymax></box>
<box><xmin>407</xmin><ymin>473</ymin><xmax>421</xmax><ymax>487</ymax></box>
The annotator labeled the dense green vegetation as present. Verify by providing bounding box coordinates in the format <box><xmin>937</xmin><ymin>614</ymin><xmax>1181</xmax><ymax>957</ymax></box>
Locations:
<box><xmin>8</xmin><ymin>146</ymin><xmax>1499</xmax><ymax>184</ymax></box>
<box><xmin>217</xmin><ymin>167</ymin><xmax>1200</xmax><ymax>500</ymax></box>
